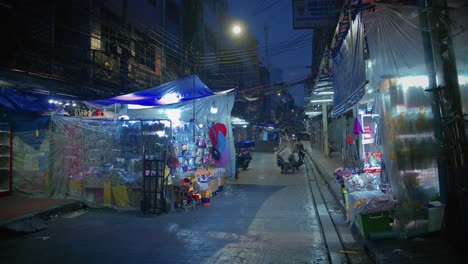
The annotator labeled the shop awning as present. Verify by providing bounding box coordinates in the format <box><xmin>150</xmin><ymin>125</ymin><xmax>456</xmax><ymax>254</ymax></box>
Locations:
<box><xmin>0</xmin><ymin>87</ymin><xmax>77</xmax><ymax>113</ymax></box>
<box><xmin>89</xmin><ymin>75</ymin><xmax>216</xmax><ymax>106</ymax></box>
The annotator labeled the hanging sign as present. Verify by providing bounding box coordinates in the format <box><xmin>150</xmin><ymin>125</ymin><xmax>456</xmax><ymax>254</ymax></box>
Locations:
<box><xmin>292</xmin><ymin>0</ymin><xmax>338</xmax><ymax>29</ymax></box>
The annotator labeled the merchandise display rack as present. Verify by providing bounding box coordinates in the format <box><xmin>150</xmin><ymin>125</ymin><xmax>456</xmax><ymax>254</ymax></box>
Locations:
<box><xmin>140</xmin><ymin>119</ymin><xmax>172</xmax><ymax>214</ymax></box>
<box><xmin>141</xmin><ymin>144</ymin><xmax>168</xmax><ymax>214</ymax></box>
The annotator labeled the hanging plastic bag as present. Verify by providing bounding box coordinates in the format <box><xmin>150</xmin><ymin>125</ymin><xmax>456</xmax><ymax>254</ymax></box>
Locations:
<box><xmin>112</xmin><ymin>185</ymin><xmax>130</xmax><ymax>207</ymax></box>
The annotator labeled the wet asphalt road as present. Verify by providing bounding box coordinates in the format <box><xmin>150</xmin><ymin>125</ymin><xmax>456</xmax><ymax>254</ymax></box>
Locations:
<box><xmin>0</xmin><ymin>152</ymin><xmax>372</xmax><ymax>264</ymax></box>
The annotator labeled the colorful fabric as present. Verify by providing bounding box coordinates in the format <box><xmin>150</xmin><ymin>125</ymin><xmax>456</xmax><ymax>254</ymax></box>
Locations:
<box><xmin>209</xmin><ymin>123</ymin><xmax>227</xmax><ymax>147</ymax></box>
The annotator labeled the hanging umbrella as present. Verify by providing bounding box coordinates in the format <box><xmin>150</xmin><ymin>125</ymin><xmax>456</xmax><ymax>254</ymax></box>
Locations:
<box><xmin>353</xmin><ymin>116</ymin><xmax>364</xmax><ymax>134</ymax></box>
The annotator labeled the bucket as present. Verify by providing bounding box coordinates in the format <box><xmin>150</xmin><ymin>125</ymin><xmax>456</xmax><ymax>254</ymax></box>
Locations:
<box><xmin>201</xmin><ymin>197</ymin><xmax>210</xmax><ymax>206</ymax></box>
<box><xmin>427</xmin><ymin>201</ymin><xmax>445</xmax><ymax>232</ymax></box>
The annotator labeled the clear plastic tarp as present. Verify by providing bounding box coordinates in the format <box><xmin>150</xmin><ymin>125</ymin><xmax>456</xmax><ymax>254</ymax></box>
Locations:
<box><xmin>12</xmin><ymin>116</ymin><xmax>172</xmax><ymax>209</ymax></box>
<box><xmin>363</xmin><ymin>1</ymin><xmax>468</xmax><ymax>225</ymax></box>
<box><xmin>8</xmin><ymin>91</ymin><xmax>236</xmax><ymax>210</ymax></box>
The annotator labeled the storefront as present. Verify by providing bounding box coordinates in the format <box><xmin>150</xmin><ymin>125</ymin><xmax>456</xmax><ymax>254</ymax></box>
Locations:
<box><xmin>326</xmin><ymin>1</ymin><xmax>451</xmax><ymax>239</ymax></box>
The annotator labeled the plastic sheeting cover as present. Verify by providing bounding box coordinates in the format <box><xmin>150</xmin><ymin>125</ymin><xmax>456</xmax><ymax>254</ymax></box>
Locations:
<box><xmin>90</xmin><ymin>75</ymin><xmax>215</xmax><ymax>106</ymax></box>
<box><xmin>0</xmin><ymin>87</ymin><xmax>75</xmax><ymax>113</ymax></box>
<box><xmin>332</xmin><ymin>5</ymin><xmax>367</xmax><ymax>117</ymax></box>
<box><xmin>126</xmin><ymin>92</ymin><xmax>237</xmax><ymax>179</ymax></box>
<box><xmin>363</xmin><ymin>4</ymin><xmax>427</xmax><ymax>86</ymax></box>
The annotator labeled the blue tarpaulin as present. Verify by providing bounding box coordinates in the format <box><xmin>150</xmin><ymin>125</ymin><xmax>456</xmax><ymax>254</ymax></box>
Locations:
<box><xmin>0</xmin><ymin>87</ymin><xmax>72</xmax><ymax>113</ymax></box>
<box><xmin>331</xmin><ymin>1</ymin><xmax>367</xmax><ymax>117</ymax></box>
<box><xmin>90</xmin><ymin>75</ymin><xmax>215</xmax><ymax>106</ymax></box>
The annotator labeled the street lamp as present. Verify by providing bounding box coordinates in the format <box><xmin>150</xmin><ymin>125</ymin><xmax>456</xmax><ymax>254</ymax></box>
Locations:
<box><xmin>232</xmin><ymin>24</ymin><xmax>242</xmax><ymax>35</ymax></box>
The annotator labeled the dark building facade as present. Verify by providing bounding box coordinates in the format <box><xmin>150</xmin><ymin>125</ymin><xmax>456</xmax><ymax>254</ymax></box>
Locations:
<box><xmin>0</xmin><ymin>0</ymin><xmax>186</xmax><ymax>100</ymax></box>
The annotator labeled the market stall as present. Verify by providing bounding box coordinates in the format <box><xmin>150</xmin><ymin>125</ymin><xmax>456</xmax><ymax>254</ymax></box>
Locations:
<box><xmin>331</xmin><ymin>108</ymin><xmax>398</xmax><ymax>239</ymax></box>
<box><xmin>87</xmin><ymin>75</ymin><xmax>236</xmax><ymax>209</ymax></box>
<box><xmin>0</xmin><ymin>75</ymin><xmax>235</xmax><ymax>213</ymax></box>
<box><xmin>326</xmin><ymin>1</ymin><xmax>448</xmax><ymax>239</ymax></box>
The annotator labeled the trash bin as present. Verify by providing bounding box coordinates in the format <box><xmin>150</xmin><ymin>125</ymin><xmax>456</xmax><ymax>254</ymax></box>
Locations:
<box><xmin>426</xmin><ymin>201</ymin><xmax>445</xmax><ymax>232</ymax></box>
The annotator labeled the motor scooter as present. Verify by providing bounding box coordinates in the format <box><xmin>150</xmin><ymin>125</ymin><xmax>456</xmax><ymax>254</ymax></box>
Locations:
<box><xmin>295</xmin><ymin>141</ymin><xmax>306</xmax><ymax>169</ymax></box>
<box><xmin>276</xmin><ymin>144</ymin><xmax>305</xmax><ymax>174</ymax></box>
<box><xmin>234</xmin><ymin>140</ymin><xmax>254</xmax><ymax>179</ymax></box>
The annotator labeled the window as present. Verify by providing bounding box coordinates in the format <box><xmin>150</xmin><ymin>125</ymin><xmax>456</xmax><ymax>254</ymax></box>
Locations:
<box><xmin>135</xmin><ymin>31</ymin><xmax>157</xmax><ymax>71</ymax></box>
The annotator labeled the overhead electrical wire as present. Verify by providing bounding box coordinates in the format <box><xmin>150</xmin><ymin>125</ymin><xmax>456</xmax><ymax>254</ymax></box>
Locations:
<box><xmin>247</xmin><ymin>0</ymin><xmax>281</xmax><ymax>19</ymax></box>
<box><xmin>199</xmin><ymin>35</ymin><xmax>312</xmax><ymax>66</ymax></box>
<box><xmin>54</xmin><ymin>3</ymin><xmax>310</xmax><ymax>73</ymax></box>
<box><xmin>8</xmin><ymin>1</ymin><xmax>315</xmax><ymax>94</ymax></box>
<box><xmin>240</xmin><ymin>71</ymin><xmax>314</xmax><ymax>94</ymax></box>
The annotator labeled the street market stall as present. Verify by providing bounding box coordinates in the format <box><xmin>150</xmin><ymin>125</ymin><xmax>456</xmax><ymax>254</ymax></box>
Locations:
<box><xmin>326</xmin><ymin>1</ymin><xmax>454</xmax><ymax>239</ymax></box>
<box><xmin>0</xmin><ymin>75</ymin><xmax>235</xmax><ymax>213</ymax></box>
<box><xmin>83</xmin><ymin>75</ymin><xmax>236</xmax><ymax>210</ymax></box>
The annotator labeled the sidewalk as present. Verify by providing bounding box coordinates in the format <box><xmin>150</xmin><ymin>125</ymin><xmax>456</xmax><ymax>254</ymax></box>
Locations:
<box><xmin>305</xmin><ymin>144</ymin><xmax>463</xmax><ymax>264</ymax></box>
<box><xmin>0</xmin><ymin>195</ymin><xmax>84</xmax><ymax>235</ymax></box>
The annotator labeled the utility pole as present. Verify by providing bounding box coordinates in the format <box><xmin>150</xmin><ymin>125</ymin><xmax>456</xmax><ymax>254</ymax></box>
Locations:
<box><xmin>417</xmin><ymin>0</ymin><xmax>447</xmax><ymax>203</ymax></box>
<box><xmin>323</xmin><ymin>103</ymin><xmax>329</xmax><ymax>156</ymax></box>
<box><xmin>161</xmin><ymin>0</ymin><xmax>167</xmax><ymax>83</ymax></box>
<box><xmin>264</xmin><ymin>25</ymin><xmax>270</xmax><ymax>71</ymax></box>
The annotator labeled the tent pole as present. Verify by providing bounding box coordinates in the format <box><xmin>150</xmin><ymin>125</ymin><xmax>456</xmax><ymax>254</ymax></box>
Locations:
<box><xmin>192</xmin><ymin>75</ymin><xmax>196</xmax><ymax>142</ymax></box>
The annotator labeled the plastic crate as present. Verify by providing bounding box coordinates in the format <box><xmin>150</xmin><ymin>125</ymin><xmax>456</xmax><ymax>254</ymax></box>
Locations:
<box><xmin>356</xmin><ymin>211</ymin><xmax>392</xmax><ymax>239</ymax></box>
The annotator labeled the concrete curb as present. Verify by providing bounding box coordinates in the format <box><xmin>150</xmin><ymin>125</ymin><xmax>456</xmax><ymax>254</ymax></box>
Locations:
<box><xmin>0</xmin><ymin>200</ymin><xmax>85</xmax><ymax>232</ymax></box>
<box><xmin>310</xmin><ymin>156</ymin><xmax>345</xmax><ymax>210</ymax></box>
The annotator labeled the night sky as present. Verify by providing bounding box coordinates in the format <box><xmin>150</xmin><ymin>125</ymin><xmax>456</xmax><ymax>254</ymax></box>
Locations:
<box><xmin>227</xmin><ymin>0</ymin><xmax>313</xmax><ymax>106</ymax></box>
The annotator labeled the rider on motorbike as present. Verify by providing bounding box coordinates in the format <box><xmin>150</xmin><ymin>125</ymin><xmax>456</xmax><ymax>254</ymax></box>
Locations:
<box><xmin>276</xmin><ymin>140</ymin><xmax>301</xmax><ymax>173</ymax></box>
<box><xmin>296</xmin><ymin>141</ymin><xmax>306</xmax><ymax>168</ymax></box>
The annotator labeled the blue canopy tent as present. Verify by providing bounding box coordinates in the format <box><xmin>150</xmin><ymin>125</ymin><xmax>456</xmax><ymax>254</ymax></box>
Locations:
<box><xmin>0</xmin><ymin>87</ymin><xmax>79</xmax><ymax>147</ymax></box>
<box><xmin>87</xmin><ymin>75</ymin><xmax>237</xmax><ymax>179</ymax></box>
<box><xmin>90</xmin><ymin>75</ymin><xmax>215</xmax><ymax>106</ymax></box>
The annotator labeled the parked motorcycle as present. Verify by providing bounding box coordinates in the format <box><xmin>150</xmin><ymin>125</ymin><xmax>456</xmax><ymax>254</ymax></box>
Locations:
<box><xmin>235</xmin><ymin>140</ymin><xmax>254</xmax><ymax>179</ymax></box>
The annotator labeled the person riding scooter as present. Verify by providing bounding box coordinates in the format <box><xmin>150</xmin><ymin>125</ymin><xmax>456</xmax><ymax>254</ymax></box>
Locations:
<box><xmin>294</xmin><ymin>140</ymin><xmax>306</xmax><ymax>168</ymax></box>
<box><xmin>276</xmin><ymin>141</ymin><xmax>300</xmax><ymax>174</ymax></box>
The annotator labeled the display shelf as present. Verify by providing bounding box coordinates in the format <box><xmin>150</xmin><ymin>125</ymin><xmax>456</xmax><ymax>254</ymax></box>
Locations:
<box><xmin>139</xmin><ymin>119</ymin><xmax>172</xmax><ymax>214</ymax></box>
<box><xmin>173</xmin><ymin>127</ymin><xmax>212</xmax><ymax>172</ymax></box>
<box><xmin>141</xmin><ymin>150</ymin><xmax>168</xmax><ymax>214</ymax></box>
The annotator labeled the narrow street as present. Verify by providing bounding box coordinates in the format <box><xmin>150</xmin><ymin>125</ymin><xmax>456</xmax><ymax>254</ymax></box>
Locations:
<box><xmin>0</xmin><ymin>152</ymin><xmax>372</xmax><ymax>264</ymax></box>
